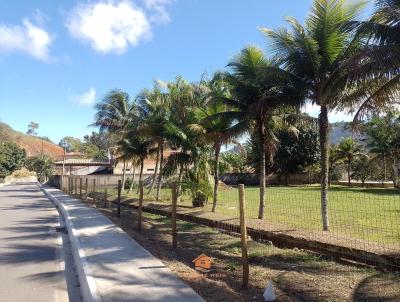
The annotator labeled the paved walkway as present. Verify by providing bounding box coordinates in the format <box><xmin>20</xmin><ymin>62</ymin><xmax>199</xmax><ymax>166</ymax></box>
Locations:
<box><xmin>43</xmin><ymin>186</ymin><xmax>204</xmax><ymax>302</ymax></box>
<box><xmin>0</xmin><ymin>183</ymin><xmax>68</xmax><ymax>302</ymax></box>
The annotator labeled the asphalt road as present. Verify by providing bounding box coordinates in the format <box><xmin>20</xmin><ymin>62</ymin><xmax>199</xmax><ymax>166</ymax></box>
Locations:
<box><xmin>0</xmin><ymin>182</ymin><xmax>74</xmax><ymax>302</ymax></box>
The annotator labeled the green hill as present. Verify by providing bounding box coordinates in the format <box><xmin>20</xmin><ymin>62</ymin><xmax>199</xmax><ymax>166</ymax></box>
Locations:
<box><xmin>0</xmin><ymin>122</ymin><xmax>64</xmax><ymax>159</ymax></box>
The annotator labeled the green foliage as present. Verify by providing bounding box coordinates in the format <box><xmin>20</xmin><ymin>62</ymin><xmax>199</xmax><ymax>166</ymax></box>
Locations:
<box><xmin>0</xmin><ymin>142</ymin><xmax>26</xmax><ymax>178</ymax></box>
<box><xmin>59</xmin><ymin>136</ymin><xmax>82</xmax><ymax>152</ymax></box>
<box><xmin>274</xmin><ymin>126</ymin><xmax>320</xmax><ymax>177</ymax></box>
<box><xmin>363</xmin><ymin>112</ymin><xmax>400</xmax><ymax>181</ymax></box>
<box><xmin>219</xmin><ymin>151</ymin><xmax>247</xmax><ymax>174</ymax></box>
<box><xmin>59</xmin><ymin>131</ymin><xmax>111</xmax><ymax>159</ymax></box>
<box><xmin>25</xmin><ymin>154</ymin><xmax>54</xmax><ymax>183</ymax></box>
<box><xmin>351</xmin><ymin>159</ymin><xmax>376</xmax><ymax>185</ymax></box>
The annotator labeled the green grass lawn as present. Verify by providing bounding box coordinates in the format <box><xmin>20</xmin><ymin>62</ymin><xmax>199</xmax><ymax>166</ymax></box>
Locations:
<box><xmin>123</xmin><ymin>185</ymin><xmax>400</xmax><ymax>247</ymax></box>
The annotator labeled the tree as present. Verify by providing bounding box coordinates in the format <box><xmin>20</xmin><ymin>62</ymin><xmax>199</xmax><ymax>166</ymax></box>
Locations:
<box><xmin>274</xmin><ymin>125</ymin><xmax>320</xmax><ymax>184</ymax></box>
<box><xmin>135</xmin><ymin>81</ymin><xmax>171</xmax><ymax>197</ymax></box>
<box><xmin>347</xmin><ymin>0</ymin><xmax>400</xmax><ymax>122</ymax></box>
<box><xmin>0</xmin><ymin>142</ymin><xmax>26</xmax><ymax>179</ymax></box>
<box><xmin>116</xmin><ymin>136</ymin><xmax>156</xmax><ymax>192</ymax></box>
<box><xmin>351</xmin><ymin>158</ymin><xmax>375</xmax><ymax>187</ymax></box>
<box><xmin>59</xmin><ymin>136</ymin><xmax>82</xmax><ymax>153</ymax></box>
<box><xmin>336</xmin><ymin>137</ymin><xmax>367</xmax><ymax>186</ymax></box>
<box><xmin>214</xmin><ymin>46</ymin><xmax>305</xmax><ymax>219</ymax></box>
<box><xmin>220</xmin><ymin>151</ymin><xmax>247</xmax><ymax>174</ymax></box>
<box><xmin>93</xmin><ymin>90</ymin><xmax>135</xmax><ymax>134</ymax></box>
<box><xmin>363</xmin><ymin>112</ymin><xmax>400</xmax><ymax>185</ymax></box>
<box><xmin>196</xmin><ymin>73</ymin><xmax>239</xmax><ymax>212</ymax></box>
<box><xmin>27</xmin><ymin>122</ymin><xmax>39</xmax><ymax>136</ymax></box>
<box><xmin>261</xmin><ymin>0</ymin><xmax>366</xmax><ymax>230</ymax></box>
<box><xmin>25</xmin><ymin>155</ymin><xmax>54</xmax><ymax>183</ymax></box>
<box><xmin>93</xmin><ymin>90</ymin><xmax>137</xmax><ymax>188</ymax></box>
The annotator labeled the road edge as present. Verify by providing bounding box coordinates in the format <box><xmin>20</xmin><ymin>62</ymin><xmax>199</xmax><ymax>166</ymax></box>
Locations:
<box><xmin>40</xmin><ymin>184</ymin><xmax>102</xmax><ymax>302</ymax></box>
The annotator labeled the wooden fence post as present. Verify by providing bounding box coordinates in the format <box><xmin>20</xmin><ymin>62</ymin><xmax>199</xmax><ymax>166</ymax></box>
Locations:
<box><xmin>85</xmin><ymin>178</ymin><xmax>88</xmax><ymax>200</ymax></box>
<box><xmin>74</xmin><ymin>178</ymin><xmax>78</xmax><ymax>196</ymax></box>
<box><xmin>79</xmin><ymin>178</ymin><xmax>83</xmax><ymax>199</ymax></box>
<box><xmin>117</xmin><ymin>180</ymin><xmax>122</xmax><ymax>218</ymax></box>
<box><xmin>92</xmin><ymin>179</ymin><xmax>96</xmax><ymax>204</ymax></box>
<box><xmin>239</xmin><ymin>184</ymin><xmax>249</xmax><ymax>289</ymax></box>
<box><xmin>104</xmin><ymin>187</ymin><xmax>108</xmax><ymax>208</ymax></box>
<box><xmin>171</xmin><ymin>182</ymin><xmax>177</xmax><ymax>249</ymax></box>
<box><xmin>138</xmin><ymin>180</ymin><xmax>144</xmax><ymax>232</ymax></box>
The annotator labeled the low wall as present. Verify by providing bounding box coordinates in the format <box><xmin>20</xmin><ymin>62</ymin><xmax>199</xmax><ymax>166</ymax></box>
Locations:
<box><xmin>50</xmin><ymin>174</ymin><xmax>154</xmax><ymax>189</ymax></box>
<box><xmin>332</xmin><ymin>181</ymin><xmax>394</xmax><ymax>188</ymax></box>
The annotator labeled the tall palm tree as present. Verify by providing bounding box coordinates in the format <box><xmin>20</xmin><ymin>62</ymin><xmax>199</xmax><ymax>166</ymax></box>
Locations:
<box><xmin>193</xmin><ymin>73</ymin><xmax>239</xmax><ymax>212</ymax></box>
<box><xmin>261</xmin><ymin>0</ymin><xmax>366</xmax><ymax>230</ymax></box>
<box><xmin>93</xmin><ymin>90</ymin><xmax>135</xmax><ymax>134</ymax></box>
<box><xmin>136</xmin><ymin>79</ymin><xmax>190</xmax><ymax>200</ymax></box>
<box><xmin>93</xmin><ymin>90</ymin><xmax>136</xmax><ymax>189</ymax></box>
<box><xmin>214</xmin><ymin>46</ymin><xmax>305</xmax><ymax>219</ymax></box>
<box><xmin>336</xmin><ymin>137</ymin><xmax>366</xmax><ymax>186</ymax></box>
<box><xmin>136</xmin><ymin>81</ymin><xmax>171</xmax><ymax>195</ymax></box>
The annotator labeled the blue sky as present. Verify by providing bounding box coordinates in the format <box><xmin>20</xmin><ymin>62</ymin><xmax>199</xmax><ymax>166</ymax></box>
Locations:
<box><xmin>0</xmin><ymin>0</ymin><xmax>373</xmax><ymax>143</ymax></box>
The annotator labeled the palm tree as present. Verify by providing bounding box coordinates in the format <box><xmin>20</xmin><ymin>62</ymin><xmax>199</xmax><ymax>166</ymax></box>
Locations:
<box><xmin>137</xmin><ymin>82</ymin><xmax>170</xmax><ymax>195</ymax></box>
<box><xmin>214</xmin><ymin>46</ymin><xmax>305</xmax><ymax>219</ymax></box>
<box><xmin>336</xmin><ymin>137</ymin><xmax>366</xmax><ymax>186</ymax></box>
<box><xmin>347</xmin><ymin>0</ymin><xmax>400</xmax><ymax>122</ymax></box>
<box><xmin>93</xmin><ymin>90</ymin><xmax>135</xmax><ymax>134</ymax></box>
<box><xmin>117</xmin><ymin>136</ymin><xmax>157</xmax><ymax>190</ymax></box>
<box><xmin>261</xmin><ymin>0</ymin><xmax>366</xmax><ymax>230</ymax></box>
<box><xmin>93</xmin><ymin>90</ymin><xmax>137</xmax><ymax>189</ymax></box>
<box><xmin>363</xmin><ymin>112</ymin><xmax>400</xmax><ymax>184</ymax></box>
<box><xmin>194</xmin><ymin>73</ymin><xmax>239</xmax><ymax>212</ymax></box>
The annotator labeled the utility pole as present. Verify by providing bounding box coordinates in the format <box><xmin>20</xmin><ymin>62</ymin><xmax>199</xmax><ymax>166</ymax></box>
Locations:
<box><xmin>61</xmin><ymin>146</ymin><xmax>66</xmax><ymax>190</ymax></box>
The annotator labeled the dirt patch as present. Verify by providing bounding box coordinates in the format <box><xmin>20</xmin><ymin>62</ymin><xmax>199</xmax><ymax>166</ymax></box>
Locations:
<box><xmin>88</xmin><ymin>200</ymin><xmax>400</xmax><ymax>302</ymax></box>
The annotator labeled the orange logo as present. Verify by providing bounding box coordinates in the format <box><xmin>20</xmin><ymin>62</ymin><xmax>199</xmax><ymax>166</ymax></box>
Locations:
<box><xmin>193</xmin><ymin>254</ymin><xmax>212</xmax><ymax>272</ymax></box>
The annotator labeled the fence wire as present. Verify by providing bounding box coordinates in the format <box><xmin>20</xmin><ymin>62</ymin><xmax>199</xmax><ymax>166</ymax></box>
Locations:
<box><xmin>60</xmin><ymin>175</ymin><xmax>400</xmax><ymax>273</ymax></box>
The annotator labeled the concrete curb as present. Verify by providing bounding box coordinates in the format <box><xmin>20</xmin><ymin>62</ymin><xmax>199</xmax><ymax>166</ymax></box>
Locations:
<box><xmin>40</xmin><ymin>185</ymin><xmax>102</xmax><ymax>302</ymax></box>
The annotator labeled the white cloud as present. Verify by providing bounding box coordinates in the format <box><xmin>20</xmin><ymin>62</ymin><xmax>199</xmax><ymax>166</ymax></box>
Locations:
<box><xmin>142</xmin><ymin>0</ymin><xmax>172</xmax><ymax>23</ymax></box>
<box><xmin>0</xmin><ymin>19</ymin><xmax>52</xmax><ymax>61</ymax></box>
<box><xmin>72</xmin><ymin>88</ymin><xmax>97</xmax><ymax>106</ymax></box>
<box><xmin>66</xmin><ymin>0</ymin><xmax>152</xmax><ymax>54</ymax></box>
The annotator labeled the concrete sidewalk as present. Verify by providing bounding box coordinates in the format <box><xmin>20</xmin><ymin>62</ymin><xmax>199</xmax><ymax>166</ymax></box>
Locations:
<box><xmin>42</xmin><ymin>186</ymin><xmax>204</xmax><ymax>302</ymax></box>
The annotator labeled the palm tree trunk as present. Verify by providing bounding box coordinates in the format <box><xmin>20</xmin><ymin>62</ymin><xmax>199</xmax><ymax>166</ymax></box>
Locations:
<box><xmin>128</xmin><ymin>163</ymin><xmax>136</xmax><ymax>193</ymax></box>
<box><xmin>148</xmin><ymin>144</ymin><xmax>160</xmax><ymax>194</ymax></box>
<box><xmin>258</xmin><ymin>123</ymin><xmax>266</xmax><ymax>220</ymax></box>
<box><xmin>121</xmin><ymin>159</ymin><xmax>127</xmax><ymax>193</ymax></box>
<box><xmin>177</xmin><ymin>164</ymin><xmax>184</xmax><ymax>200</ymax></box>
<box><xmin>138</xmin><ymin>159</ymin><xmax>144</xmax><ymax>190</ymax></box>
<box><xmin>319</xmin><ymin>105</ymin><xmax>330</xmax><ymax>231</ymax></box>
<box><xmin>156</xmin><ymin>141</ymin><xmax>164</xmax><ymax>201</ymax></box>
<box><xmin>212</xmin><ymin>143</ymin><xmax>221</xmax><ymax>213</ymax></box>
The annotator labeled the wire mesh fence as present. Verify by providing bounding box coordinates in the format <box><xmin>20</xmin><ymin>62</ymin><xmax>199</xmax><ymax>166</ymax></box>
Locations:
<box><xmin>59</xmin><ymin>175</ymin><xmax>400</xmax><ymax>273</ymax></box>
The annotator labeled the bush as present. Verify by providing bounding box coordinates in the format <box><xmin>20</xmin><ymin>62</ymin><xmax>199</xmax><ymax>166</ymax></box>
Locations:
<box><xmin>124</xmin><ymin>177</ymin><xmax>137</xmax><ymax>190</ymax></box>
<box><xmin>0</xmin><ymin>142</ymin><xmax>26</xmax><ymax>179</ymax></box>
<box><xmin>25</xmin><ymin>155</ymin><xmax>54</xmax><ymax>183</ymax></box>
